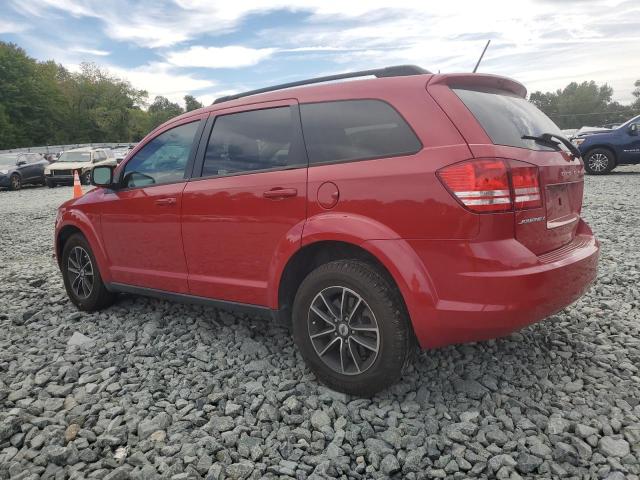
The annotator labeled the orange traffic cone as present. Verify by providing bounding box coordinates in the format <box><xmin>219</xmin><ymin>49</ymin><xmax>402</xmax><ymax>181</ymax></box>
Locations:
<box><xmin>73</xmin><ymin>170</ymin><xmax>83</xmax><ymax>198</ymax></box>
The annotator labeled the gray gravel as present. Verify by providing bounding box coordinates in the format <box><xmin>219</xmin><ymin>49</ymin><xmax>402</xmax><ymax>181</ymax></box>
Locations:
<box><xmin>1</xmin><ymin>169</ymin><xmax>639</xmax><ymax>479</ymax></box>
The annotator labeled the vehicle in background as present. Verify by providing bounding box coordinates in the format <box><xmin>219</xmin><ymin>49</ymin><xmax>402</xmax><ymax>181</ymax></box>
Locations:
<box><xmin>111</xmin><ymin>146</ymin><xmax>133</xmax><ymax>164</ymax></box>
<box><xmin>44</xmin><ymin>147</ymin><xmax>117</xmax><ymax>187</ymax></box>
<box><xmin>54</xmin><ymin>66</ymin><xmax>599</xmax><ymax>395</ymax></box>
<box><xmin>572</xmin><ymin>114</ymin><xmax>640</xmax><ymax>174</ymax></box>
<box><xmin>0</xmin><ymin>153</ymin><xmax>49</xmax><ymax>191</ymax></box>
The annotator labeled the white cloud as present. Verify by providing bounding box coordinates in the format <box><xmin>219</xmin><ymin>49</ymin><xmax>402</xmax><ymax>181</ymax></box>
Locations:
<box><xmin>0</xmin><ymin>19</ymin><xmax>28</xmax><ymax>34</ymax></box>
<box><xmin>105</xmin><ymin>62</ymin><xmax>216</xmax><ymax>105</ymax></box>
<box><xmin>166</xmin><ymin>45</ymin><xmax>276</xmax><ymax>69</ymax></box>
<box><xmin>71</xmin><ymin>47</ymin><xmax>110</xmax><ymax>56</ymax></box>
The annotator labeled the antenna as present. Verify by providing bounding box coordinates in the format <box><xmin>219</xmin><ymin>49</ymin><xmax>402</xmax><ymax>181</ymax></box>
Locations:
<box><xmin>473</xmin><ymin>40</ymin><xmax>491</xmax><ymax>73</ymax></box>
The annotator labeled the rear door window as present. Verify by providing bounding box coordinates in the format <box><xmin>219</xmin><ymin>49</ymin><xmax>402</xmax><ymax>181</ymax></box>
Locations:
<box><xmin>453</xmin><ymin>87</ymin><xmax>563</xmax><ymax>151</ymax></box>
<box><xmin>201</xmin><ymin>106</ymin><xmax>303</xmax><ymax>177</ymax></box>
<box><xmin>300</xmin><ymin>100</ymin><xmax>422</xmax><ymax>165</ymax></box>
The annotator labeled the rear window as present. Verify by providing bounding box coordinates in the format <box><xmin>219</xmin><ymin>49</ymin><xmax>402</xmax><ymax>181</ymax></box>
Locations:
<box><xmin>202</xmin><ymin>106</ymin><xmax>301</xmax><ymax>177</ymax></box>
<box><xmin>453</xmin><ymin>87</ymin><xmax>563</xmax><ymax>151</ymax></box>
<box><xmin>300</xmin><ymin>100</ymin><xmax>422</xmax><ymax>165</ymax></box>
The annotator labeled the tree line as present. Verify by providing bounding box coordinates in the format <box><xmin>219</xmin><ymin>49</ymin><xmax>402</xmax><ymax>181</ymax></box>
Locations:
<box><xmin>0</xmin><ymin>42</ymin><xmax>203</xmax><ymax>150</ymax></box>
<box><xmin>1</xmin><ymin>40</ymin><xmax>639</xmax><ymax>149</ymax></box>
<box><xmin>530</xmin><ymin>80</ymin><xmax>640</xmax><ymax>130</ymax></box>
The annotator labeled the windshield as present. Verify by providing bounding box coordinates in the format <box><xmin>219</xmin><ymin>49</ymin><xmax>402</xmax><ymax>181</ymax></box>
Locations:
<box><xmin>58</xmin><ymin>151</ymin><xmax>92</xmax><ymax>163</ymax></box>
<box><xmin>0</xmin><ymin>155</ymin><xmax>18</xmax><ymax>168</ymax></box>
<box><xmin>453</xmin><ymin>87</ymin><xmax>563</xmax><ymax>151</ymax></box>
<box><xmin>619</xmin><ymin>114</ymin><xmax>640</xmax><ymax>129</ymax></box>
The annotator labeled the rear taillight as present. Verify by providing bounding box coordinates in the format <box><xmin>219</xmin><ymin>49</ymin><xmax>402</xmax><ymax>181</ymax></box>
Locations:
<box><xmin>437</xmin><ymin>159</ymin><xmax>511</xmax><ymax>212</ymax></box>
<box><xmin>438</xmin><ymin>159</ymin><xmax>542</xmax><ymax>213</ymax></box>
<box><xmin>511</xmin><ymin>166</ymin><xmax>542</xmax><ymax>209</ymax></box>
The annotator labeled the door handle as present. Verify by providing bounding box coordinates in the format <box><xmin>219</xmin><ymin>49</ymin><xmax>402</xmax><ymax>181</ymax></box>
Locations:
<box><xmin>155</xmin><ymin>197</ymin><xmax>177</xmax><ymax>206</ymax></box>
<box><xmin>263</xmin><ymin>188</ymin><xmax>298</xmax><ymax>199</ymax></box>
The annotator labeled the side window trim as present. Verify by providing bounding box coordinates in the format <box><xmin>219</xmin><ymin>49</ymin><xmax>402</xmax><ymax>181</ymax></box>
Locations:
<box><xmin>116</xmin><ymin>118</ymin><xmax>205</xmax><ymax>189</ymax></box>
<box><xmin>299</xmin><ymin>98</ymin><xmax>423</xmax><ymax>167</ymax></box>
<box><xmin>190</xmin><ymin>103</ymin><xmax>308</xmax><ymax>181</ymax></box>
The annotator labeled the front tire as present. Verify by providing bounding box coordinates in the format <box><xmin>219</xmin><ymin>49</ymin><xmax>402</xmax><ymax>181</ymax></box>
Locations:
<box><xmin>81</xmin><ymin>171</ymin><xmax>91</xmax><ymax>185</ymax></box>
<box><xmin>584</xmin><ymin>148</ymin><xmax>615</xmax><ymax>174</ymax></box>
<box><xmin>292</xmin><ymin>260</ymin><xmax>414</xmax><ymax>396</ymax></box>
<box><xmin>9</xmin><ymin>174</ymin><xmax>21</xmax><ymax>191</ymax></box>
<box><xmin>61</xmin><ymin>234</ymin><xmax>115</xmax><ymax>311</ymax></box>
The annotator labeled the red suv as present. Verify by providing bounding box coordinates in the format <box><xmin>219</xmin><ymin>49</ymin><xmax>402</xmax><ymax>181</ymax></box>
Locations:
<box><xmin>54</xmin><ymin>66</ymin><xmax>599</xmax><ymax>395</ymax></box>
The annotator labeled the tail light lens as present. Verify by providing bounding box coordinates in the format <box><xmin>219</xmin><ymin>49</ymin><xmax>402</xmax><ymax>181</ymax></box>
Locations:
<box><xmin>438</xmin><ymin>159</ymin><xmax>542</xmax><ymax>213</ymax></box>
<box><xmin>437</xmin><ymin>159</ymin><xmax>511</xmax><ymax>212</ymax></box>
<box><xmin>511</xmin><ymin>166</ymin><xmax>542</xmax><ymax>209</ymax></box>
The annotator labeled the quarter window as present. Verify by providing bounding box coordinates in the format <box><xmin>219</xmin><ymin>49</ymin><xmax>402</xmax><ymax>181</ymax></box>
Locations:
<box><xmin>202</xmin><ymin>106</ymin><xmax>300</xmax><ymax>177</ymax></box>
<box><xmin>300</xmin><ymin>100</ymin><xmax>422</xmax><ymax>164</ymax></box>
<box><xmin>123</xmin><ymin>121</ymin><xmax>200</xmax><ymax>188</ymax></box>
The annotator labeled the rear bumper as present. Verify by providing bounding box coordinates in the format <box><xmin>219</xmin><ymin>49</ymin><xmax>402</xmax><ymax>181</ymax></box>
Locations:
<box><xmin>404</xmin><ymin>219</ymin><xmax>599</xmax><ymax>348</ymax></box>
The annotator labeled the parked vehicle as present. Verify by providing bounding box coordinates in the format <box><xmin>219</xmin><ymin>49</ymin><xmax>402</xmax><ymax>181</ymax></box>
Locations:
<box><xmin>45</xmin><ymin>147</ymin><xmax>117</xmax><ymax>187</ymax></box>
<box><xmin>111</xmin><ymin>146</ymin><xmax>133</xmax><ymax>164</ymax></box>
<box><xmin>572</xmin><ymin>114</ymin><xmax>640</xmax><ymax>174</ymax></box>
<box><xmin>54</xmin><ymin>66</ymin><xmax>599</xmax><ymax>395</ymax></box>
<box><xmin>0</xmin><ymin>153</ymin><xmax>48</xmax><ymax>190</ymax></box>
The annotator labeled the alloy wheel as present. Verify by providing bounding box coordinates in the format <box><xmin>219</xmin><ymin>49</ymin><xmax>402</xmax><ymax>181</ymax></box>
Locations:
<box><xmin>588</xmin><ymin>153</ymin><xmax>609</xmax><ymax>172</ymax></box>
<box><xmin>67</xmin><ymin>246</ymin><xmax>94</xmax><ymax>299</ymax></box>
<box><xmin>10</xmin><ymin>175</ymin><xmax>20</xmax><ymax>190</ymax></box>
<box><xmin>307</xmin><ymin>285</ymin><xmax>380</xmax><ymax>375</ymax></box>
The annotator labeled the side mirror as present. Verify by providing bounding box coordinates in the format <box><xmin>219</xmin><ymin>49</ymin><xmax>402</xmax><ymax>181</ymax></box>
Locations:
<box><xmin>16</xmin><ymin>160</ymin><xmax>26</xmax><ymax>166</ymax></box>
<box><xmin>629</xmin><ymin>124</ymin><xmax>639</xmax><ymax>136</ymax></box>
<box><xmin>91</xmin><ymin>165</ymin><xmax>115</xmax><ymax>187</ymax></box>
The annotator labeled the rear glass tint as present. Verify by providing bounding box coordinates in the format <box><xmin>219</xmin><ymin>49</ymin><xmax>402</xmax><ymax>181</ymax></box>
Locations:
<box><xmin>453</xmin><ymin>87</ymin><xmax>563</xmax><ymax>151</ymax></box>
<box><xmin>300</xmin><ymin>100</ymin><xmax>421</xmax><ymax>164</ymax></box>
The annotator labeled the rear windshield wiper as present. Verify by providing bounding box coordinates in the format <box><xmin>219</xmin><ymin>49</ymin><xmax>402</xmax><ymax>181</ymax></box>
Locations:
<box><xmin>521</xmin><ymin>133</ymin><xmax>581</xmax><ymax>159</ymax></box>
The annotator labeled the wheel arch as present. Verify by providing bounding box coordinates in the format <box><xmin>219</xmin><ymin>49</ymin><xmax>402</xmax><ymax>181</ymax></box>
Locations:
<box><xmin>56</xmin><ymin>215</ymin><xmax>112</xmax><ymax>283</ymax></box>
<box><xmin>584</xmin><ymin>145</ymin><xmax>618</xmax><ymax>165</ymax></box>
<box><xmin>277</xmin><ymin>240</ymin><xmax>401</xmax><ymax>319</ymax></box>
<box><xmin>275</xmin><ymin>238</ymin><xmax>438</xmax><ymax>348</ymax></box>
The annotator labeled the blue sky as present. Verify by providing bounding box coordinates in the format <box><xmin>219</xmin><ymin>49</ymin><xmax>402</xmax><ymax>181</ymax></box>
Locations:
<box><xmin>1</xmin><ymin>0</ymin><xmax>639</xmax><ymax>107</ymax></box>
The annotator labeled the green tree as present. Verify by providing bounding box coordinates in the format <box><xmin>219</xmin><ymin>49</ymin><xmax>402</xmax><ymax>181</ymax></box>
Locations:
<box><xmin>148</xmin><ymin>96</ymin><xmax>184</xmax><ymax>129</ymax></box>
<box><xmin>0</xmin><ymin>42</ymin><xmax>66</xmax><ymax>148</ymax></box>
<box><xmin>530</xmin><ymin>80</ymin><xmax>637</xmax><ymax>129</ymax></box>
<box><xmin>184</xmin><ymin>94</ymin><xmax>203</xmax><ymax>112</ymax></box>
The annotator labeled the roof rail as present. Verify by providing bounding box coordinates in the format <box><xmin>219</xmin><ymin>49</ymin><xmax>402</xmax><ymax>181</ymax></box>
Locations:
<box><xmin>213</xmin><ymin>65</ymin><xmax>430</xmax><ymax>104</ymax></box>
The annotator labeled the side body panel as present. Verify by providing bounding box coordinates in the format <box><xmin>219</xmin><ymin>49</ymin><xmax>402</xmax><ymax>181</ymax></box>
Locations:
<box><xmin>182</xmin><ymin>100</ymin><xmax>308</xmax><ymax>306</ymax></box>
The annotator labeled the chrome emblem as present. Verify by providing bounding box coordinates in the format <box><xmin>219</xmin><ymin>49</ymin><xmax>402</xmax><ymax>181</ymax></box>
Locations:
<box><xmin>518</xmin><ymin>216</ymin><xmax>545</xmax><ymax>225</ymax></box>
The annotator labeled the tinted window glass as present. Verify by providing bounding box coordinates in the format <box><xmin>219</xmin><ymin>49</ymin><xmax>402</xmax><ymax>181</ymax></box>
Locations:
<box><xmin>300</xmin><ymin>100</ymin><xmax>421</xmax><ymax>164</ymax></box>
<box><xmin>202</xmin><ymin>107</ymin><xmax>299</xmax><ymax>177</ymax></box>
<box><xmin>123</xmin><ymin>121</ymin><xmax>199</xmax><ymax>188</ymax></box>
<box><xmin>453</xmin><ymin>87</ymin><xmax>563</xmax><ymax>150</ymax></box>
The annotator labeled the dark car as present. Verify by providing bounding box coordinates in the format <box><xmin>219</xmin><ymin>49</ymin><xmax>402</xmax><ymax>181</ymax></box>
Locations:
<box><xmin>54</xmin><ymin>66</ymin><xmax>598</xmax><ymax>395</ymax></box>
<box><xmin>573</xmin><ymin>114</ymin><xmax>640</xmax><ymax>174</ymax></box>
<box><xmin>0</xmin><ymin>153</ymin><xmax>49</xmax><ymax>190</ymax></box>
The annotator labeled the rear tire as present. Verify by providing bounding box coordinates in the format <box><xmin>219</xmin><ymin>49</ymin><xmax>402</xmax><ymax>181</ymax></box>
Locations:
<box><xmin>46</xmin><ymin>179</ymin><xmax>56</xmax><ymax>188</ymax></box>
<box><xmin>61</xmin><ymin>233</ymin><xmax>115</xmax><ymax>311</ymax></box>
<box><xmin>584</xmin><ymin>148</ymin><xmax>615</xmax><ymax>174</ymax></box>
<box><xmin>9</xmin><ymin>174</ymin><xmax>21</xmax><ymax>191</ymax></box>
<box><xmin>292</xmin><ymin>260</ymin><xmax>414</xmax><ymax>396</ymax></box>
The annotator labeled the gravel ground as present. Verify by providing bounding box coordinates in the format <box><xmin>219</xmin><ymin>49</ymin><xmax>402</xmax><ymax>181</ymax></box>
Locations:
<box><xmin>1</xmin><ymin>169</ymin><xmax>639</xmax><ymax>480</ymax></box>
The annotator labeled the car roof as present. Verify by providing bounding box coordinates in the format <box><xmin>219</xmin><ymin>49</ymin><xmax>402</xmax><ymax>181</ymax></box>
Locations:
<box><xmin>148</xmin><ymin>69</ymin><xmax>526</xmax><ymax>137</ymax></box>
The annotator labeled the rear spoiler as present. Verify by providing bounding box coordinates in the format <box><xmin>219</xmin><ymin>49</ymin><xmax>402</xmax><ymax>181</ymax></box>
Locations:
<box><xmin>428</xmin><ymin>73</ymin><xmax>527</xmax><ymax>98</ymax></box>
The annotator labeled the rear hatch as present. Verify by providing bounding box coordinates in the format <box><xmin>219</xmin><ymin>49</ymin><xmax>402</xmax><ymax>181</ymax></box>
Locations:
<box><xmin>430</xmin><ymin>76</ymin><xmax>584</xmax><ymax>255</ymax></box>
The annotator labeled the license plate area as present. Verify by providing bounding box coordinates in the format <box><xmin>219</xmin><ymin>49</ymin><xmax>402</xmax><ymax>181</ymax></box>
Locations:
<box><xmin>545</xmin><ymin>183</ymin><xmax>579</xmax><ymax>229</ymax></box>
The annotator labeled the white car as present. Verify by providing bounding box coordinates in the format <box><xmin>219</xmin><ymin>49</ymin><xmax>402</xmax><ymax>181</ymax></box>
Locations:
<box><xmin>45</xmin><ymin>148</ymin><xmax>117</xmax><ymax>187</ymax></box>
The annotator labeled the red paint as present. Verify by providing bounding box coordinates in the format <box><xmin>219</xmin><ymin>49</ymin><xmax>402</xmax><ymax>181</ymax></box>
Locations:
<box><xmin>55</xmin><ymin>71</ymin><xmax>599</xmax><ymax>349</ymax></box>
